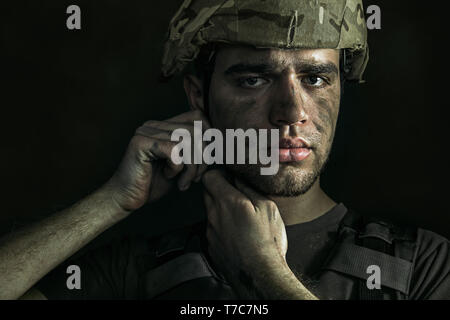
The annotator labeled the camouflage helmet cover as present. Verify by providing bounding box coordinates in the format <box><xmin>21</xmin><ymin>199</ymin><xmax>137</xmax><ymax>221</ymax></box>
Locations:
<box><xmin>161</xmin><ymin>0</ymin><xmax>369</xmax><ymax>82</ymax></box>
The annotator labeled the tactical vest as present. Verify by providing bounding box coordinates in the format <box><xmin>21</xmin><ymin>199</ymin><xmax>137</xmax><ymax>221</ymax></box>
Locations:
<box><xmin>138</xmin><ymin>210</ymin><xmax>417</xmax><ymax>300</ymax></box>
<box><xmin>321</xmin><ymin>209</ymin><xmax>417</xmax><ymax>300</ymax></box>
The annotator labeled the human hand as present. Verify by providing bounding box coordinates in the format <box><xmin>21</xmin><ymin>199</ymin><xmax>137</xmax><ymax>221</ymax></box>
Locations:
<box><xmin>105</xmin><ymin>110</ymin><xmax>210</xmax><ymax>213</ymax></box>
<box><xmin>202</xmin><ymin>169</ymin><xmax>288</xmax><ymax>298</ymax></box>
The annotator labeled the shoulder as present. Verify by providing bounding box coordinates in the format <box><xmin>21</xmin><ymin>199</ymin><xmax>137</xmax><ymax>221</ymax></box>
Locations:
<box><xmin>335</xmin><ymin>209</ymin><xmax>450</xmax><ymax>299</ymax></box>
<box><xmin>413</xmin><ymin>227</ymin><xmax>449</xmax><ymax>272</ymax></box>
<box><xmin>35</xmin><ymin>222</ymin><xmax>206</xmax><ymax>300</ymax></box>
<box><xmin>89</xmin><ymin>220</ymin><xmax>208</xmax><ymax>271</ymax></box>
<box><xmin>90</xmin><ymin>220</ymin><xmax>207</xmax><ymax>259</ymax></box>
<box><xmin>414</xmin><ymin>227</ymin><xmax>449</xmax><ymax>272</ymax></box>
<box><xmin>416</xmin><ymin>228</ymin><xmax>449</xmax><ymax>253</ymax></box>
<box><xmin>409</xmin><ymin>227</ymin><xmax>450</xmax><ymax>299</ymax></box>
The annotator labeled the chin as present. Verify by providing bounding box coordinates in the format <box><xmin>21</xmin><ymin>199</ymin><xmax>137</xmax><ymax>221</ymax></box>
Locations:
<box><xmin>227</xmin><ymin>163</ymin><xmax>321</xmax><ymax>197</ymax></box>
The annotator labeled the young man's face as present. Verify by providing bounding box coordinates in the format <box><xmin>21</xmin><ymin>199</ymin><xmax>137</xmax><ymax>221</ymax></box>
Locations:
<box><xmin>206</xmin><ymin>46</ymin><xmax>341</xmax><ymax>196</ymax></box>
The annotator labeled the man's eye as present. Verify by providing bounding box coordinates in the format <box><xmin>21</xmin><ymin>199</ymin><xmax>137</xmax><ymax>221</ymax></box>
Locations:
<box><xmin>302</xmin><ymin>76</ymin><xmax>326</xmax><ymax>87</ymax></box>
<box><xmin>239</xmin><ymin>77</ymin><xmax>268</xmax><ymax>88</ymax></box>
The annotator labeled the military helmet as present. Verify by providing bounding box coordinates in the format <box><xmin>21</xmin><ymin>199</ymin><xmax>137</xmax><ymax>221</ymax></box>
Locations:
<box><xmin>161</xmin><ymin>0</ymin><xmax>369</xmax><ymax>83</ymax></box>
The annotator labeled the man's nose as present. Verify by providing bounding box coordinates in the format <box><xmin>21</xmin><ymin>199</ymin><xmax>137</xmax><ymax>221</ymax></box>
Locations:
<box><xmin>269</xmin><ymin>71</ymin><xmax>309</xmax><ymax>127</ymax></box>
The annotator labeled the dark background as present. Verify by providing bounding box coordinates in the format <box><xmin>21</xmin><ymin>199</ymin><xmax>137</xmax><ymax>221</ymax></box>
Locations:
<box><xmin>1</xmin><ymin>1</ymin><xmax>447</xmax><ymax>247</ymax></box>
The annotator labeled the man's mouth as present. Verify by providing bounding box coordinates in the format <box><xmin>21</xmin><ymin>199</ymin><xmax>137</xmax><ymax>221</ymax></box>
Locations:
<box><xmin>279</xmin><ymin>137</ymin><xmax>312</xmax><ymax>163</ymax></box>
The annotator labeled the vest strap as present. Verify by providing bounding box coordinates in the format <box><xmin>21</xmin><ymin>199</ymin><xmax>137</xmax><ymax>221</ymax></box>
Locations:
<box><xmin>323</xmin><ymin>242</ymin><xmax>413</xmax><ymax>295</ymax></box>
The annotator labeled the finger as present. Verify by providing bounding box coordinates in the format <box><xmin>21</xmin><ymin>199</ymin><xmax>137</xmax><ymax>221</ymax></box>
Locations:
<box><xmin>136</xmin><ymin>124</ymin><xmax>203</xmax><ymax>188</ymax></box>
<box><xmin>135</xmin><ymin>125</ymin><xmax>173</xmax><ymax>140</ymax></box>
<box><xmin>234</xmin><ymin>178</ymin><xmax>281</xmax><ymax>226</ymax></box>
<box><xmin>202</xmin><ymin>170</ymin><xmax>248</xmax><ymax>204</ymax></box>
<box><xmin>163</xmin><ymin>158</ymin><xmax>184</xmax><ymax>179</ymax></box>
<box><xmin>177</xmin><ymin>164</ymin><xmax>198</xmax><ymax>191</ymax></box>
<box><xmin>137</xmin><ymin>123</ymin><xmax>195</xmax><ymax>140</ymax></box>
<box><xmin>153</xmin><ymin>118</ymin><xmax>210</xmax><ymax>185</ymax></box>
<box><xmin>140</xmin><ymin>120</ymin><xmax>201</xmax><ymax>133</ymax></box>
<box><xmin>167</xmin><ymin>110</ymin><xmax>212</xmax><ymax>129</ymax></box>
<box><xmin>130</xmin><ymin>135</ymin><xmax>185</xmax><ymax>178</ymax></box>
<box><xmin>171</xmin><ymin>137</ymin><xmax>206</xmax><ymax>190</ymax></box>
<box><xmin>194</xmin><ymin>163</ymin><xmax>208</xmax><ymax>182</ymax></box>
<box><xmin>234</xmin><ymin>178</ymin><xmax>270</xmax><ymax>211</ymax></box>
<box><xmin>131</xmin><ymin>136</ymin><xmax>175</xmax><ymax>162</ymax></box>
<box><xmin>203</xmin><ymin>191</ymin><xmax>218</xmax><ymax>226</ymax></box>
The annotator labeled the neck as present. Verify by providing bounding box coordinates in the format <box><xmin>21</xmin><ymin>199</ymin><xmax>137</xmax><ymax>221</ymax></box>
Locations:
<box><xmin>268</xmin><ymin>178</ymin><xmax>337</xmax><ymax>226</ymax></box>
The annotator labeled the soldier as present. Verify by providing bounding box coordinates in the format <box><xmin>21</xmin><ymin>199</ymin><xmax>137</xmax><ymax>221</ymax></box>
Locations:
<box><xmin>0</xmin><ymin>0</ymin><xmax>449</xmax><ymax>300</ymax></box>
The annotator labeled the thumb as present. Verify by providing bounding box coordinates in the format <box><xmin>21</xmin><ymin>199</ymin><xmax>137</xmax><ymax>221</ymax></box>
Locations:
<box><xmin>234</xmin><ymin>177</ymin><xmax>269</xmax><ymax>210</ymax></box>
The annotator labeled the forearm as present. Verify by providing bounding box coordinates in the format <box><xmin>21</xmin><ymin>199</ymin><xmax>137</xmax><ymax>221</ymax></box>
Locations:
<box><xmin>254</xmin><ymin>263</ymin><xmax>318</xmax><ymax>300</ymax></box>
<box><xmin>239</xmin><ymin>258</ymin><xmax>318</xmax><ymax>300</ymax></box>
<box><xmin>0</xmin><ymin>185</ymin><xmax>128</xmax><ymax>299</ymax></box>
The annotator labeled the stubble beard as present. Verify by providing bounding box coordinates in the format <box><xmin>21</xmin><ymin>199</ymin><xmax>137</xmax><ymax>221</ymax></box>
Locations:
<box><xmin>226</xmin><ymin>144</ymin><xmax>332</xmax><ymax>197</ymax></box>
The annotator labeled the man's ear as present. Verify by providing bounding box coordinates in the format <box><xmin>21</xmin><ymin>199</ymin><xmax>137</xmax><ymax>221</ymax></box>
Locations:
<box><xmin>184</xmin><ymin>74</ymin><xmax>205</xmax><ymax>112</ymax></box>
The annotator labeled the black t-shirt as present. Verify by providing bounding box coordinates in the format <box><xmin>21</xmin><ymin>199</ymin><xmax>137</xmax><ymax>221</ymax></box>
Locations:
<box><xmin>35</xmin><ymin>203</ymin><xmax>450</xmax><ymax>299</ymax></box>
<box><xmin>285</xmin><ymin>203</ymin><xmax>348</xmax><ymax>296</ymax></box>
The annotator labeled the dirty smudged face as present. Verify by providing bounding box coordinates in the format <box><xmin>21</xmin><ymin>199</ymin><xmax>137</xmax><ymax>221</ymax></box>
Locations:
<box><xmin>207</xmin><ymin>46</ymin><xmax>341</xmax><ymax>196</ymax></box>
